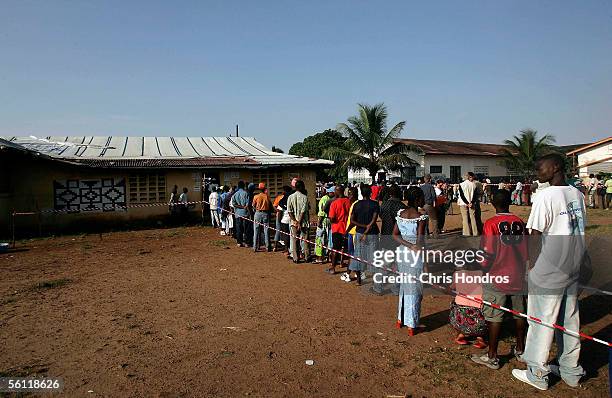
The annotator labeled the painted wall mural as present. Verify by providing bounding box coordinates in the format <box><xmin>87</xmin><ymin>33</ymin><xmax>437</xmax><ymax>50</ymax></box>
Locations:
<box><xmin>53</xmin><ymin>178</ymin><xmax>126</xmax><ymax>212</ymax></box>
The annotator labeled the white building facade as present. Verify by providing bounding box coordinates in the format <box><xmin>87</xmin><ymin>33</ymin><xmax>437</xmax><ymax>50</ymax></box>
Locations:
<box><xmin>348</xmin><ymin>139</ymin><xmax>514</xmax><ymax>184</ymax></box>
<box><xmin>567</xmin><ymin>137</ymin><xmax>612</xmax><ymax>177</ymax></box>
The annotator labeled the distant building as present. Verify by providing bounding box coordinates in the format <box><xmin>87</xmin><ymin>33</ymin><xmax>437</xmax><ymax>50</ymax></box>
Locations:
<box><xmin>348</xmin><ymin>138</ymin><xmax>516</xmax><ymax>184</ymax></box>
<box><xmin>566</xmin><ymin>136</ymin><xmax>612</xmax><ymax>177</ymax></box>
<box><xmin>0</xmin><ymin>136</ymin><xmax>333</xmax><ymax>236</ymax></box>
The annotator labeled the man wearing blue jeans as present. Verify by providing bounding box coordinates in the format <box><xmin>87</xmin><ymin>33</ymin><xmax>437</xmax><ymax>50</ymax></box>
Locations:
<box><xmin>230</xmin><ymin>181</ymin><xmax>250</xmax><ymax>247</ymax></box>
<box><xmin>512</xmin><ymin>153</ymin><xmax>586</xmax><ymax>390</ymax></box>
<box><xmin>252</xmin><ymin>183</ymin><xmax>272</xmax><ymax>252</ymax></box>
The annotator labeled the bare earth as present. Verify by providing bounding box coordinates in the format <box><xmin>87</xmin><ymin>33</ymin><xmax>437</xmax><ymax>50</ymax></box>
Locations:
<box><xmin>1</xmin><ymin>206</ymin><xmax>611</xmax><ymax>397</ymax></box>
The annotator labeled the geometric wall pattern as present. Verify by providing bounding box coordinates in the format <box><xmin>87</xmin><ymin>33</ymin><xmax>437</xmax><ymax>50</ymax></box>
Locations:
<box><xmin>53</xmin><ymin>178</ymin><xmax>126</xmax><ymax>212</ymax></box>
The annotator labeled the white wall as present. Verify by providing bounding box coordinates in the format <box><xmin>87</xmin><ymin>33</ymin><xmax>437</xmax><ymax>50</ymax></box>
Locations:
<box><xmin>577</xmin><ymin>142</ymin><xmax>612</xmax><ymax>177</ymax></box>
<box><xmin>348</xmin><ymin>153</ymin><xmax>510</xmax><ymax>183</ymax></box>
<box><xmin>423</xmin><ymin>155</ymin><xmax>509</xmax><ymax>180</ymax></box>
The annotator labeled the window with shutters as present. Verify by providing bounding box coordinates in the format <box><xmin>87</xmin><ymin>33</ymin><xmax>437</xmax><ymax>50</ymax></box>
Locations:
<box><xmin>252</xmin><ymin>171</ymin><xmax>284</xmax><ymax>198</ymax></box>
<box><xmin>128</xmin><ymin>173</ymin><xmax>167</xmax><ymax>203</ymax></box>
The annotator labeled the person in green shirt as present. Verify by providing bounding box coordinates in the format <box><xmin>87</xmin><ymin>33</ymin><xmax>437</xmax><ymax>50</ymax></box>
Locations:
<box><xmin>314</xmin><ymin>186</ymin><xmax>334</xmax><ymax>263</ymax></box>
<box><xmin>605</xmin><ymin>177</ymin><xmax>612</xmax><ymax>210</ymax></box>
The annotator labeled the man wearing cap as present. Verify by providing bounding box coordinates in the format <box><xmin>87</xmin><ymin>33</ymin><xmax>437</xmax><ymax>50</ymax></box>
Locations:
<box><xmin>252</xmin><ymin>182</ymin><xmax>273</xmax><ymax>252</ymax></box>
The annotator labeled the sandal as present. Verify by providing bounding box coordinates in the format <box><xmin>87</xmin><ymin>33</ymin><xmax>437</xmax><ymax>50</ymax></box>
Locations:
<box><xmin>455</xmin><ymin>335</ymin><xmax>469</xmax><ymax>345</ymax></box>
<box><xmin>473</xmin><ymin>338</ymin><xmax>488</xmax><ymax>349</ymax></box>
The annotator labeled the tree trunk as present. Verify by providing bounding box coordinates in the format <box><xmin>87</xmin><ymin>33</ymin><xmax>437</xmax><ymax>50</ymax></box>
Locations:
<box><xmin>368</xmin><ymin>168</ymin><xmax>378</xmax><ymax>184</ymax></box>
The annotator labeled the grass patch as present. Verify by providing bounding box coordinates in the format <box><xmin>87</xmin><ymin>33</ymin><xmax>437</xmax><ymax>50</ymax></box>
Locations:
<box><xmin>585</xmin><ymin>224</ymin><xmax>612</xmax><ymax>235</ymax></box>
<box><xmin>209</xmin><ymin>240</ymin><xmax>229</xmax><ymax>248</ymax></box>
<box><xmin>34</xmin><ymin>278</ymin><xmax>72</xmax><ymax>290</ymax></box>
<box><xmin>164</xmin><ymin>230</ymin><xmax>185</xmax><ymax>238</ymax></box>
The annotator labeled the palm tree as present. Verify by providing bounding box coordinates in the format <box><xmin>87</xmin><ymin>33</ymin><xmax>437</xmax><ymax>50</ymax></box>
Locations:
<box><xmin>323</xmin><ymin>103</ymin><xmax>420</xmax><ymax>183</ymax></box>
<box><xmin>501</xmin><ymin>129</ymin><xmax>556</xmax><ymax>179</ymax></box>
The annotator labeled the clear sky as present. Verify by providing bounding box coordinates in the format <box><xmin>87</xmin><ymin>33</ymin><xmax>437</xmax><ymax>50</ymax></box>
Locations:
<box><xmin>1</xmin><ymin>0</ymin><xmax>611</xmax><ymax>150</ymax></box>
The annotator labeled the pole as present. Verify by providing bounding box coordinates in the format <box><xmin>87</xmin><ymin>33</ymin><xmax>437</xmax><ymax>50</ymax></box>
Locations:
<box><xmin>236</xmin><ymin>124</ymin><xmax>239</xmax><ymax>137</ymax></box>
<box><xmin>11</xmin><ymin>210</ymin><xmax>16</xmax><ymax>248</ymax></box>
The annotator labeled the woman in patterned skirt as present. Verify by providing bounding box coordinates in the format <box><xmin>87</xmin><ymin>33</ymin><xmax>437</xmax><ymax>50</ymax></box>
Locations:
<box><xmin>393</xmin><ymin>186</ymin><xmax>428</xmax><ymax>336</ymax></box>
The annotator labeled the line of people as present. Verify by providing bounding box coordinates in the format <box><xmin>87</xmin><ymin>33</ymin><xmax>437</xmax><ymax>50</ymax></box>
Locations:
<box><xmin>204</xmin><ymin>153</ymin><xmax>589</xmax><ymax>391</ymax></box>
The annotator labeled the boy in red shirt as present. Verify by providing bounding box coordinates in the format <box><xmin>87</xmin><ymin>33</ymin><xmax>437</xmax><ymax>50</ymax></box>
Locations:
<box><xmin>328</xmin><ymin>185</ymin><xmax>351</xmax><ymax>274</ymax></box>
<box><xmin>471</xmin><ymin>189</ymin><xmax>528</xmax><ymax>370</ymax></box>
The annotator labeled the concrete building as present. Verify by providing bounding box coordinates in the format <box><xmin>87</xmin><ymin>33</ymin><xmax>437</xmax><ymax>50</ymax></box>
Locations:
<box><xmin>566</xmin><ymin>136</ymin><xmax>612</xmax><ymax>177</ymax></box>
<box><xmin>0</xmin><ymin>136</ymin><xmax>333</xmax><ymax>236</ymax></box>
<box><xmin>348</xmin><ymin>138</ymin><xmax>515</xmax><ymax>183</ymax></box>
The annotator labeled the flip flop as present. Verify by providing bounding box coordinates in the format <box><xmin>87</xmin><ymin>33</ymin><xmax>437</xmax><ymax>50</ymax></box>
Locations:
<box><xmin>455</xmin><ymin>336</ymin><xmax>469</xmax><ymax>345</ymax></box>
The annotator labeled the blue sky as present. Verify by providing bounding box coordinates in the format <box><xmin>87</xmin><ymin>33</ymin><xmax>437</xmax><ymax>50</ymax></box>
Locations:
<box><xmin>1</xmin><ymin>0</ymin><xmax>611</xmax><ymax>150</ymax></box>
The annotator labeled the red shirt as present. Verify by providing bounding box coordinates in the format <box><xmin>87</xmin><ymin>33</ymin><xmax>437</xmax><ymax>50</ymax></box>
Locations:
<box><xmin>371</xmin><ymin>185</ymin><xmax>381</xmax><ymax>201</ymax></box>
<box><xmin>480</xmin><ymin>213</ymin><xmax>528</xmax><ymax>292</ymax></box>
<box><xmin>328</xmin><ymin>197</ymin><xmax>351</xmax><ymax>234</ymax></box>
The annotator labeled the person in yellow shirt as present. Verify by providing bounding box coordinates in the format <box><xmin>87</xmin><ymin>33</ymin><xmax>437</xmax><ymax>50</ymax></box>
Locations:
<box><xmin>340</xmin><ymin>187</ymin><xmax>359</xmax><ymax>282</ymax></box>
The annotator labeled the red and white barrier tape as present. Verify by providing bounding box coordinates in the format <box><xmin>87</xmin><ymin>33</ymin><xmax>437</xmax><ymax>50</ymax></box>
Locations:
<box><xmin>204</xmin><ymin>199</ymin><xmax>612</xmax><ymax>348</ymax></box>
<box><xmin>13</xmin><ymin>197</ymin><xmax>612</xmax><ymax>347</ymax></box>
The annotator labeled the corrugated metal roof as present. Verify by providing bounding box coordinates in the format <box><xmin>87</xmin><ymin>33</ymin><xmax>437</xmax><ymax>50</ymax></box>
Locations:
<box><xmin>394</xmin><ymin>138</ymin><xmax>508</xmax><ymax>156</ymax></box>
<box><xmin>0</xmin><ymin>136</ymin><xmax>334</xmax><ymax>168</ymax></box>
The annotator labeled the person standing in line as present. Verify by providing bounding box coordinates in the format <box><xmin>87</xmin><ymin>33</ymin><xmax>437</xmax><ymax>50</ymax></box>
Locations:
<box><xmin>514</xmin><ymin>180</ymin><xmax>523</xmax><ymax>206</ymax></box>
<box><xmin>169</xmin><ymin>185</ymin><xmax>179</xmax><ymax>215</ymax></box>
<box><xmin>587</xmin><ymin>173</ymin><xmax>597</xmax><ymax>208</ymax></box>
<box><xmin>340</xmin><ymin>187</ymin><xmax>359</xmax><ymax>282</ymax></box>
<box><xmin>252</xmin><ymin>183</ymin><xmax>273</xmax><ymax>252</ymax></box>
<box><xmin>347</xmin><ymin>185</ymin><xmax>380</xmax><ymax>291</ymax></box>
<box><xmin>605</xmin><ymin>176</ymin><xmax>612</xmax><ymax>210</ymax></box>
<box><xmin>420</xmin><ymin>174</ymin><xmax>439</xmax><ymax>237</ymax></box>
<box><xmin>272</xmin><ymin>188</ymin><xmax>286</xmax><ymax>252</ymax></box>
<box><xmin>458</xmin><ymin>172</ymin><xmax>480</xmax><ymax>236</ymax></box>
<box><xmin>378</xmin><ymin>184</ymin><xmax>406</xmax><ymax>293</ymax></box>
<box><xmin>393</xmin><ymin>186</ymin><xmax>428</xmax><ymax>336</ymax></box>
<box><xmin>208</xmin><ymin>186</ymin><xmax>221</xmax><ymax>228</ymax></box>
<box><xmin>327</xmin><ymin>185</ymin><xmax>351</xmax><ymax>274</ymax></box>
<box><xmin>434</xmin><ymin>180</ymin><xmax>448</xmax><ymax>233</ymax></box>
<box><xmin>276</xmin><ymin>185</ymin><xmax>293</xmax><ymax>256</ymax></box>
<box><xmin>230</xmin><ymin>181</ymin><xmax>249</xmax><ymax>247</ymax></box>
<box><xmin>470</xmin><ymin>189</ymin><xmax>528</xmax><ymax>370</ymax></box>
<box><xmin>287</xmin><ymin>180</ymin><xmax>311</xmax><ymax>263</ymax></box>
<box><xmin>178</xmin><ymin>187</ymin><xmax>189</xmax><ymax>220</ymax></box>
<box><xmin>474</xmin><ymin>178</ymin><xmax>484</xmax><ymax>235</ymax></box>
<box><xmin>596</xmin><ymin>176</ymin><xmax>606</xmax><ymax>209</ymax></box>
<box><xmin>314</xmin><ymin>186</ymin><xmax>334</xmax><ymax>264</ymax></box>
<box><xmin>512</xmin><ymin>153</ymin><xmax>587</xmax><ymax>390</ymax></box>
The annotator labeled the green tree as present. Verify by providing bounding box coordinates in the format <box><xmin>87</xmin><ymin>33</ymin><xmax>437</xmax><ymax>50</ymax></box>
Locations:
<box><xmin>289</xmin><ymin>129</ymin><xmax>347</xmax><ymax>181</ymax></box>
<box><xmin>501</xmin><ymin>129</ymin><xmax>556</xmax><ymax>179</ymax></box>
<box><xmin>324</xmin><ymin>103</ymin><xmax>419</xmax><ymax>183</ymax></box>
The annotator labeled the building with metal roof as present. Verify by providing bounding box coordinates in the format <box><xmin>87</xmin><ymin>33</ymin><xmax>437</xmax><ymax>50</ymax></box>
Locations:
<box><xmin>0</xmin><ymin>136</ymin><xmax>332</xmax><ymax>168</ymax></box>
<box><xmin>0</xmin><ymin>136</ymin><xmax>333</xmax><ymax>236</ymax></box>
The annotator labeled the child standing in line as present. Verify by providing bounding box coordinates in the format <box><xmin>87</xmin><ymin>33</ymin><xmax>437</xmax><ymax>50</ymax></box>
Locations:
<box><xmin>470</xmin><ymin>189</ymin><xmax>528</xmax><ymax>370</ymax></box>
<box><xmin>393</xmin><ymin>187</ymin><xmax>428</xmax><ymax>336</ymax></box>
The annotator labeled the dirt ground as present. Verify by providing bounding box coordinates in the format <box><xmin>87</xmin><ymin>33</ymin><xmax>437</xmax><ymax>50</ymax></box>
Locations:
<box><xmin>1</xmin><ymin>206</ymin><xmax>611</xmax><ymax>397</ymax></box>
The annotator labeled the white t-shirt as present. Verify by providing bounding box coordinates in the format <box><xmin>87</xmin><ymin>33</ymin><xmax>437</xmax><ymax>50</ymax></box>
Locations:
<box><xmin>179</xmin><ymin>192</ymin><xmax>188</xmax><ymax>203</ymax></box>
<box><xmin>526</xmin><ymin>185</ymin><xmax>587</xmax><ymax>289</ymax></box>
<box><xmin>515</xmin><ymin>181</ymin><xmax>523</xmax><ymax>191</ymax></box>
<box><xmin>209</xmin><ymin>191</ymin><xmax>219</xmax><ymax>210</ymax></box>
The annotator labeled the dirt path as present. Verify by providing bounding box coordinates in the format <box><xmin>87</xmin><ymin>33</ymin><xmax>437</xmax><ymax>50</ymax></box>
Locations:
<box><xmin>1</xmin><ymin>227</ymin><xmax>610</xmax><ymax>397</ymax></box>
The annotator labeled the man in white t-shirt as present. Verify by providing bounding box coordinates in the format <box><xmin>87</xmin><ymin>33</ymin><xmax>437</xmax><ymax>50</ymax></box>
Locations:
<box><xmin>208</xmin><ymin>187</ymin><xmax>221</xmax><ymax>228</ymax></box>
<box><xmin>512</xmin><ymin>153</ymin><xmax>586</xmax><ymax>391</ymax></box>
